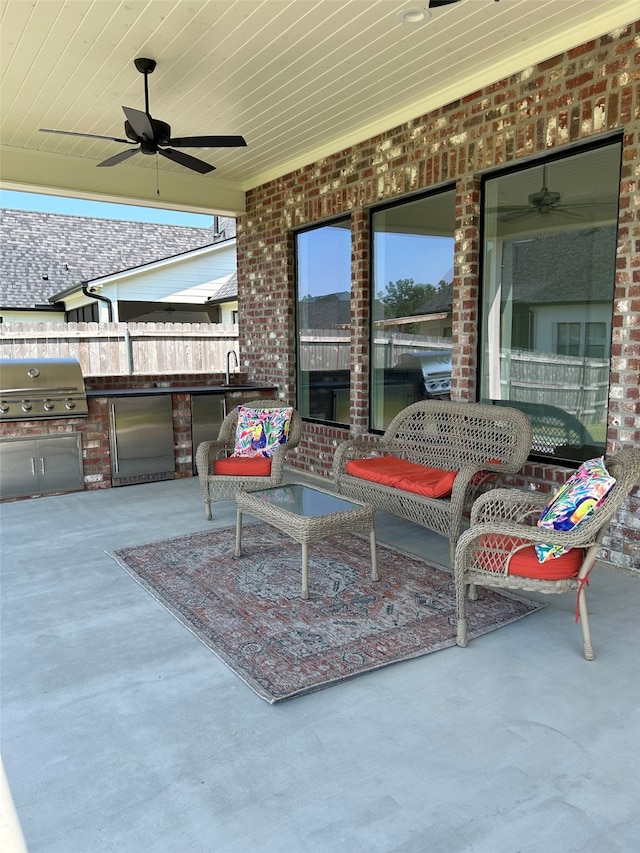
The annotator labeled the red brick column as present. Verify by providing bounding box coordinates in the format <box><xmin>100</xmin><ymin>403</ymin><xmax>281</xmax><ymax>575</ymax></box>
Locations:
<box><xmin>452</xmin><ymin>176</ymin><xmax>481</xmax><ymax>402</ymax></box>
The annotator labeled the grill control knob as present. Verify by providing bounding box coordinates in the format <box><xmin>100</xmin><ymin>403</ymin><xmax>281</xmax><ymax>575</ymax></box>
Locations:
<box><xmin>21</xmin><ymin>400</ymin><xmax>33</xmax><ymax>413</ymax></box>
<box><xmin>65</xmin><ymin>399</ymin><xmax>76</xmax><ymax>410</ymax></box>
<box><xmin>0</xmin><ymin>401</ymin><xmax>9</xmax><ymax>413</ymax></box>
<box><xmin>43</xmin><ymin>399</ymin><xmax>55</xmax><ymax>411</ymax></box>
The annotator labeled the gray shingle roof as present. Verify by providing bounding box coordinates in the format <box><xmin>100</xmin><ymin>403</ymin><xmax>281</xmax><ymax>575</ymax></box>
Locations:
<box><xmin>206</xmin><ymin>272</ymin><xmax>238</xmax><ymax>304</ymax></box>
<box><xmin>416</xmin><ymin>226</ymin><xmax>616</xmax><ymax>313</ymax></box>
<box><xmin>0</xmin><ymin>209</ymin><xmax>235</xmax><ymax>309</ymax></box>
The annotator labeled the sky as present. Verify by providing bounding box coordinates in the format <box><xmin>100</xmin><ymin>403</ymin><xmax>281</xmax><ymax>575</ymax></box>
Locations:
<box><xmin>299</xmin><ymin>225</ymin><xmax>454</xmax><ymax>297</ymax></box>
<box><xmin>0</xmin><ymin>189</ymin><xmax>214</xmax><ymax>227</ymax></box>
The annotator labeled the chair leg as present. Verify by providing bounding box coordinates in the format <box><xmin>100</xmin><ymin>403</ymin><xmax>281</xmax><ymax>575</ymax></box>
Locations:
<box><xmin>204</xmin><ymin>500</ymin><xmax>212</xmax><ymax>520</ymax></box>
<box><xmin>455</xmin><ymin>574</ymin><xmax>469</xmax><ymax>648</ymax></box>
<box><xmin>456</xmin><ymin>615</ymin><xmax>468</xmax><ymax>647</ymax></box>
<box><xmin>577</xmin><ymin>586</ymin><xmax>594</xmax><ymax>661</ymax></box>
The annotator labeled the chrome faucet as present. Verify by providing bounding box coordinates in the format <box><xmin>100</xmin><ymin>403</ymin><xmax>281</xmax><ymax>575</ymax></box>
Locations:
<box><xmin>226</xmin><ymin>349</ymin><xmax>239</xmax><ymax>385</ymax></box>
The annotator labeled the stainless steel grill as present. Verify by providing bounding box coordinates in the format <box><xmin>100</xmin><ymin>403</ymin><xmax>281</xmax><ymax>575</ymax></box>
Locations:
<box><xmin>0</xmin><ymin>357</ymin><xmax>88</xmax><ymax>420</ymax></box>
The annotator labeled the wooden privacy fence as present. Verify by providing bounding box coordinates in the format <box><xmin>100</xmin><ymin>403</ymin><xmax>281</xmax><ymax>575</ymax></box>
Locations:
<box><xmin>1</xmin><ymin>325</ymin><xmax>610</xmax><ymax>422</ymax></box>
<box><xmin>502</xmin><ymin>349</ymin><xmax>610</xmax><ymax>424</ymax></box>
<box><xmin>0</xmin><ymin>322</ymin><xmax>239</xmax><ymax>376</ymax></box>
<box><xmin>300</xmin><ymin>330</ymin><xmax>452</xmax><ymax>371</ymax></box>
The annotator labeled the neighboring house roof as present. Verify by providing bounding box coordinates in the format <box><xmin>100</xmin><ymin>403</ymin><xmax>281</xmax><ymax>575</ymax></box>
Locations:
<box><xmin>206</xmin><ymin>272</ymin><xmax>238</xmax><ymax>305</ymax></box>
<box><xmin>49</xmin><ymin>240</ymin><xmax>236</xmax><ymax>304</ymax></box>
<box><xmin>0</xmin><ymin>209</ymin><xmax>235</xmax><ymax>309</ymax></box>
<box><xmin>510</xmin><ymin>225</ymin><xmax>616</xmax><ymax>304</ymax></box>
<box><xmin>416</xmin><ymin>282</ymin><xmax>453</xmax><ymax>315</ymax></box>
<box><xmin>415</xmin><ymin>226</ymin><xmax>616</xmax><ymax>314</ymax></box>
<box><xmin>301</xmin><ymin>292</ymin><xmax>351</xmax><ymax>328</ymax></box>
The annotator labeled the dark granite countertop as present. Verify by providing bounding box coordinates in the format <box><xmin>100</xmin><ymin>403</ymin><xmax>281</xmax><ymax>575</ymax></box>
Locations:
<box><xmin>85</xmin><ymin>384</ymin><xmax>276</xmax><ymax>398</ymax></box>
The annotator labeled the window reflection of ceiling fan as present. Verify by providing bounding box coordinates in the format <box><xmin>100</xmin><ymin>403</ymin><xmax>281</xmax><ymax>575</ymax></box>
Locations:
<box><xmin>497</xmin><ymin>165</ymin><xmax>617</xmax><ymax>222</ymax></box>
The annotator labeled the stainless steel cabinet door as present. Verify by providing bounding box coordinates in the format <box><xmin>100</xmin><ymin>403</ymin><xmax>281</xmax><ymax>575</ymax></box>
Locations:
<box><xmin>0</xmin><ymin>433</ymin><xmax>83</xmax><ymax>498</ymax></box>
<box><xmin>191</xmin><ymin>394</ymin><xmax>226</xmax><ymax>474</ymax></box>
<box><xmin>109</xmin><ymin>396</ymin><xmax>175</xmax><ymax>484</ymax></box>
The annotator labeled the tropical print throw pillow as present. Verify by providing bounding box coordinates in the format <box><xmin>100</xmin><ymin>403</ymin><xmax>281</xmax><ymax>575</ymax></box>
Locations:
<box><xmin>233</xmin><ymin>406</ymin><xmax>293</xmax><ymax>458</ymax></box>
<box><xmin>535</xmin><ymin>456</ymin><xmax>615</xmax><ymax>562</ymax></box>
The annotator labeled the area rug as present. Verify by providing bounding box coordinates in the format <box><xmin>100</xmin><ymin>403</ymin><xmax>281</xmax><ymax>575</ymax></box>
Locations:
<box><xmin>109</xmin><ymin>526</ymin><xmax>544</xmax><ymax>703</ymax></box>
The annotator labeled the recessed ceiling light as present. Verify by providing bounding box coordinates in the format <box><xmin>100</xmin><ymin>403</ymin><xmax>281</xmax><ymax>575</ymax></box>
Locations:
<box><xmin>397</xmin><ymin>7</ymin><xmax>432</xmax><ymax>25</ymax></box>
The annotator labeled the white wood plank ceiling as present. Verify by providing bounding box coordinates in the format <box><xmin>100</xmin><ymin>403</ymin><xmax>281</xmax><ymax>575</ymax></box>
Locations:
<box><xmin>0</xmin><ymin>0</ymin><xmax>637</xmax><ymax>215</ymax></box>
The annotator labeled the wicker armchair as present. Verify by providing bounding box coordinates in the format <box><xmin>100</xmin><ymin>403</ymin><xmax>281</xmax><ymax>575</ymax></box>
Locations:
<box><xmin>454</xmin><ymin>447</ymin><xmax>640</xmax><ymax>660</ymax></box>
<box><xmin>196</xmin><ymin>399</ymin><xmax>303</xmax><ymax>519</ymax></box>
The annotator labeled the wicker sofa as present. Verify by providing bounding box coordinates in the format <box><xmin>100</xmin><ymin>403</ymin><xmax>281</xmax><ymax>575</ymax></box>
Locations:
<box><xmin>331</xmin><ymin>400</ymin><xmax>533</xmax><ymax>566</ymax></box>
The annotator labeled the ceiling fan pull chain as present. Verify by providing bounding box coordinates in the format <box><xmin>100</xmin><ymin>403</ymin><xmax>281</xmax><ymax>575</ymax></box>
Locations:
<box><xmin>156</xmin><ymin>155</ymin><xmax>160</xmax><ymax>195</ymax></box>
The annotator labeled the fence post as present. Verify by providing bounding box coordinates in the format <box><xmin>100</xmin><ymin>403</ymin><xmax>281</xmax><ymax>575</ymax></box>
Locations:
<box><xmin>124</xmin><ymin>328</ymin><xmax>134</xmax><ymax>375</ymax></box>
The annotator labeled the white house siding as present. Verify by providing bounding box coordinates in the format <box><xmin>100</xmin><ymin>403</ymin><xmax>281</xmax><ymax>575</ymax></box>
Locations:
<box><xmin>91</xmin><ymin>243</ymin><xmax>237</xmax><ymax>321</ymax></box>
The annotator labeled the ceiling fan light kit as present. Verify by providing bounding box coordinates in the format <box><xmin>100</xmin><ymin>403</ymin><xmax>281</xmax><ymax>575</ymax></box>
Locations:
<box><xmin>40</xmin><ymin>57</ymin><xmax>247</xmax><ymax>175</ymax></box>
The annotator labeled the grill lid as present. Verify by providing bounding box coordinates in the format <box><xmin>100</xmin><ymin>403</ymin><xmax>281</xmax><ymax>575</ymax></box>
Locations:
<box><xmin>0</xmin><ymin>357</ymin><xmax>88</xmax><ymax>420</ymax></box>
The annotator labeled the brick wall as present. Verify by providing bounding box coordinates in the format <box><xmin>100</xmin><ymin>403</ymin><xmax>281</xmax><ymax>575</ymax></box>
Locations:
<box><xmin>237</xmin><ymin>22</ymin><xmax>640</xmax><ymax>570</ymax></box>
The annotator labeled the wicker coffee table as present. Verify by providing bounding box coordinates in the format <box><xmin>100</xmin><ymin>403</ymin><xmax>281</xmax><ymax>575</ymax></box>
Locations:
<box><xmin>235</xmin><ymin>482</ymin><xmax>378</xmax><ymax>599</ymax></box>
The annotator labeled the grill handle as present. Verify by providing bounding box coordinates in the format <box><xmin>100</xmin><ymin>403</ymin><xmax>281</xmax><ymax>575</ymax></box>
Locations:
<box><xmin>1</xmin><ymin>386</ymin><xmax>79</xmax><ymax>394</ymax></box>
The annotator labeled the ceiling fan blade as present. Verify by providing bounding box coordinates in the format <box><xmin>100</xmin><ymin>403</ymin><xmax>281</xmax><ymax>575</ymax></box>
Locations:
<box><xmin>429</xmin><ymin>0</ymin><xmax>461</xmax><ymax>7</ymax></box>
<box><xmin>550</xmin><ymin>207</ymin><xmax>583</xmax><ymax>219</ymax></box>
<box><xmin>158</xmin><ymin>147</ymin><xmax>216</xmax><ymax>174</ymax></box>
<box><xmin>123</xmin><ymin>106</ymin><xmax>155</xmax><ymax>140</ymax></box>
<box><xmin>498</xmin><ymin>209</ymin><xmax>536</xmax><ymax>222</ymax></box>
<box><xmin>40</xmin><ymin>128</ymin><xmax>130</xmax><ymax>144</ymax></box>
<box><xmin>168</xmin><ymin>135</ymin><xmax>247</xmax><ymax>148</ymax></box>
<box><xmin>97</xmin><ymin>148</ymin><xmax>140</xmax><ymax>167</ymax></box>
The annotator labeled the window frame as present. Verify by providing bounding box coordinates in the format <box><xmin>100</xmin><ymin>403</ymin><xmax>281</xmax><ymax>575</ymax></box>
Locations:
<box><xmin>294</xmin><ymin>216</ymin><xmax>352</xmax><ymax>426</ymax></box>
<box><xmin>478</xmin><ymin>136</ymin><xmax>622</xmax><ymax>466</ymax></box>
<box><xmin>368</xmin><ymin>185</ymin><xmax>456</xmax><ymax>434</ymax></box>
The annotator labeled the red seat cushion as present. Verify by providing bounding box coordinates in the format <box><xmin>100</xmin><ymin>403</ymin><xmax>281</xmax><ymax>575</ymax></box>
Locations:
<box><xmin>214</xmin><ymin>456</ymin><xmax>272</xmax><ymax>476</ymax></box>
<box><xmin>395</xmin><ymin>468</ymin><xmax>458</xmax><ymax>498</ymax></box>
<box><xmin>477</xmin><ymin>535</ymin><xmax>584</xmax><ymax>579</ymax></box>
<box><xmin>345</xmin><ymin>456</ymin><xmax>457</xmax><ymax>498</ymax></box>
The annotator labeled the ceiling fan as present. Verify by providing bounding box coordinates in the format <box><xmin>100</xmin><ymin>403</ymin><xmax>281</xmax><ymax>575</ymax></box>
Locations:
<box><xmin>40</xmin><ymin>57</ymin><xmax>247</xmax><ymax>174</ymax></box>
<box><xmin>496</xmin><ymin>165</ymin><xmax>616</xmax><ymax>222</ymax></box>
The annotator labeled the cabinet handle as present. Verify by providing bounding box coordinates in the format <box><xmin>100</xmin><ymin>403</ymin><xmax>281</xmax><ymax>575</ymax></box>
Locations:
<box><xmin>30</xmin><ymin>457</ymin><xmax>35</xmax><ymax>476</ymax></box>
<box><xmin>40</xmin><ymin>457</ymin><xmax>45</xmax><ymax>475</ymax></box>
<box><xmin>110</xmin><ymin>403</ymin><xmax>120</xmax><ymax>474</ymax></box>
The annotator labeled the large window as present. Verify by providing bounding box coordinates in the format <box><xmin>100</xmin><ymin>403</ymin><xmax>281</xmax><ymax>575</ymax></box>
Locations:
<box><xmin>480</xmin><ymin>140</ymin><xmax>621</xmax><ymax>463</ymax></box>
<box><xmin>295</xmin><ymin>219</ymin><xmax>351</xmax><ymax>423</ymax></box>
<box><xmin>370</xmin><ymin>188</ymin><xmax>455</xmax><ymax>431</ymax></box>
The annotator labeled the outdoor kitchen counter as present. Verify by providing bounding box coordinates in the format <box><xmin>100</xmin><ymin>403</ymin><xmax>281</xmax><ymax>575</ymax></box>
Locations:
<box><xmin>85</xmin><ymin>384</ymin><xmax>277</xmax><ymax>397</ymax></box>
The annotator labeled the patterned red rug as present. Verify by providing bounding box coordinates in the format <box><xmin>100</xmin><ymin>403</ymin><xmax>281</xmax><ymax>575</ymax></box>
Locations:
<box><xmin>110</xmin><ymin>525</ymin><xmax>543</xmax><ymax>703</ymax></box>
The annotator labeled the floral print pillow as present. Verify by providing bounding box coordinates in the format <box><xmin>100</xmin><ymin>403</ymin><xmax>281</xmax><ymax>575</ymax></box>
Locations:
<box><xmin>535</xmin><ymin>456</ymin><xmax>616</xmax><ymax>563</ymax></box>
<box><xmin>233</xmin><ymin>406</ymin><xmax>293</xmax><ymax>458</ymax></box>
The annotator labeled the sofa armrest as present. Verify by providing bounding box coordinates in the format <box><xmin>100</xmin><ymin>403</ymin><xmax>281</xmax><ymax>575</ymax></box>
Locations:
<box><xmin>469</xmin><ymin>487</ymin><xmax>550</xmax><ymax>525</ymax></box>
<box><xmin>331</xmin><ymin>437</ymin><xmax>388</xmax><ymax>481</ymax></box>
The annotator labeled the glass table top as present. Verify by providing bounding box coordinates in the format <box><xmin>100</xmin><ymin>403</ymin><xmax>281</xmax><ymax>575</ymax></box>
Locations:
<box><xmin>249</xmin><ymin>483</ymin><xmax>364</xmax><ymax>517</ymax></box>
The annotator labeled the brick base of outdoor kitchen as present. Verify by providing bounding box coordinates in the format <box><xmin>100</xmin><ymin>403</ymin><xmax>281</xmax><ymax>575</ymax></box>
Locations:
<box><xmin>0</xmin><ymin>373</ymin><xmax>275</xmax><ymax>494</ymax></box>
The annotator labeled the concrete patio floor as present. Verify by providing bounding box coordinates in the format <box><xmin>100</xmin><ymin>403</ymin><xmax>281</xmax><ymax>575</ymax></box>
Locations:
<box><xmin>1</xmin><ymin>470</ymin><xmax>639</xmax><ymax>853</ymax></box>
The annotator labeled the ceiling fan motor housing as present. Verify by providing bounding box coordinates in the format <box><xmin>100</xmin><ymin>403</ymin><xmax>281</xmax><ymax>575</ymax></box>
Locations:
<box><xmin>124</xmin><ymin>118</ymin><xmax>171</xmax><ymax>147</ymax></box>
